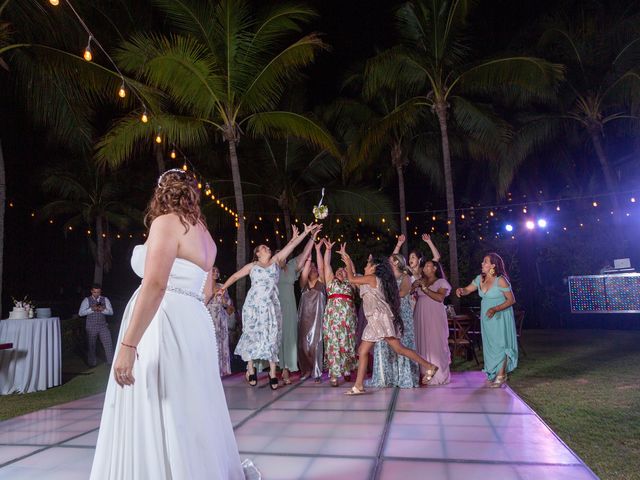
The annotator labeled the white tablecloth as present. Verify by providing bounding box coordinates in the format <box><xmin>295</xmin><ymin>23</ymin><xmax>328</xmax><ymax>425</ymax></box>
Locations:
<box><xmin>0</xmin><ymin>317</ymin><xmax>62</xmax><ymax>394</ymax></box>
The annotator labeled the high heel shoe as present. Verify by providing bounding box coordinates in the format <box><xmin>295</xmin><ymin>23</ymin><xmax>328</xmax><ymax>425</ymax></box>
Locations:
<box><xmin>421</xmin><ymin>365</ymin><xmax>439</xmax><ymax>385</ymax></box>
<box><xmin>245</xmin><ymin>369</ymin><xmax>258</xmax><ymax>387</ymax></box>
<box><xmin>489</xmin><ymin>374</ymin><xmax>507</xmax><ymax>388</ymax></box>
<box><xmin>268</xmin><ymin>373</ymin><xmax>279</xmax><ymax>390</ymax></box>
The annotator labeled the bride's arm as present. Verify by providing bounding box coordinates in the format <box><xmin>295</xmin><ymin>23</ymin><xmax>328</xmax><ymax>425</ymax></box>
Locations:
<box><xmin>115</xmin><ymin>214</ymin><xmax>181</xmax><ymax>386</ymax></box>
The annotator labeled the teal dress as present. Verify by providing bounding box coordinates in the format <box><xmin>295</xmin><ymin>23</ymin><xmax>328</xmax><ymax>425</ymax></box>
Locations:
<box><xmin>278</xmin><ymin>258</ymin><xmax>300</xmax><ymax>371</ymax></box>
<box><xmin>473</xmin><ymin>275</ymin><xmax>518</xmax><ymax>380</ymax></box>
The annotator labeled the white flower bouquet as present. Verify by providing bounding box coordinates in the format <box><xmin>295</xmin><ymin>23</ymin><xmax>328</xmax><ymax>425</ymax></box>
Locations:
<box><xmin>313</xmin><ymin>188</ymin><xmax>328</xmax><ymax>221</ymax></box>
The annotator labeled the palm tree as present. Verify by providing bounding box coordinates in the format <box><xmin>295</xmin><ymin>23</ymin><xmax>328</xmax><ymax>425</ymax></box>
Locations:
<box><xmin>532</xmin><ymin>4</ymin><xmax>640</xmax><ymax>212</ymax></box>
<box><xmin>97</xmin><ymin>0</ymin><xmax>338</xmax><ymax>305</ymax></box>
<box><xmin>363</xmin><ymin>0</ymin><xmax>563</xmax><ymax>289</ymax></box>
<box><xmin>39</xmin><ymin>162</ymin><xmax>141</xmax><ymax>285</ymax></box>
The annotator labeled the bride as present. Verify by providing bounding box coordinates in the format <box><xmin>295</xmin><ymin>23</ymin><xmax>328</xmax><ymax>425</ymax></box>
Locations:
<box><xmin>90</xmin><ymin>169</ymin><xmax>254</xmax><ymax>479</ymax></box>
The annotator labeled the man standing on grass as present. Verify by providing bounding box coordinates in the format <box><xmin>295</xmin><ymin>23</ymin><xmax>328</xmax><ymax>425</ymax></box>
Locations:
<box><xmin>78</xmin><ymin>283</ymin><xmax>114</xmax><ymax>367</ymax></box>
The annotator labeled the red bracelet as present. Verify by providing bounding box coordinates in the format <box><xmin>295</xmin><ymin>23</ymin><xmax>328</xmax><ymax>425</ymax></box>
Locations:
<box><xmin>121</xmin><ymin>342</ymin><xmax>139</xmax><ymax>359</ymax></box>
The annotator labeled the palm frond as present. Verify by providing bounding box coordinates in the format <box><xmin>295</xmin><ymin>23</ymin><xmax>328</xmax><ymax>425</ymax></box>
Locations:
<box><xmin>246</xmin><ymin>111</ymin><xmax>340</xmax><ymax>158</ymax></box>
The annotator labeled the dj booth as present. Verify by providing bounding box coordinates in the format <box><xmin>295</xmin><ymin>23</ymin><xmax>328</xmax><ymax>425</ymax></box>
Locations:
<box><xmin>568</xmin><ymin>273</ymin><xmax>640</xmax><ymax>313</ymax></box>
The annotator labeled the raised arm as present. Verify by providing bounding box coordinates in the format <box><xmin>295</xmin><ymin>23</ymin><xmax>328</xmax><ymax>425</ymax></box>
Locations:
<box><xmin>323</xmin><ymin>239</ymin><xmax>335</xmax><ymax>285</ymax></box>
<box><xmin>392</xmin><ymin>234</ymin><xmax>406</xmax><ymax>255</ymax></box>
<box><xmin>315</xmin><ymin>241</ymin><xmax>325</xmax><ymax>284</ymax></box>
<box><xmin>219</xmin><ymin>262</ymin><xmax>255</xmax><ymax>293</ymax></box>
<box><xmin>422</xmin><ymin>234</ymin><xmax>441</xmax><ymax>262</ymax></box>
<box><xmin>271</xmin><ymin>223</ymin><xmax>316</xmax><ymax>265</ymax></box>
<box><xmin>339</xmin><ymin>244</ymin><xmax>376</xmax><ymax>287</ymax></box>
<box><xmin>299</xmin><ymin>256</ymin><xmax>312</xmax><ymax>290</ymax></box>
<box><xmin>295</xmin><ymin>225</ymin><xmax>321</xmax><ymax>271</ymax></box>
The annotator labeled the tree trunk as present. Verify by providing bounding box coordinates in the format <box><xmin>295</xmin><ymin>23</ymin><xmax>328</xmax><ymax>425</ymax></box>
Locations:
<box><xmin>93</xmin><ymin>215</ymin><xmax>104</xmax><ymax>285</ymax></box>
<box><xmin>0</xmin><ymin>140</ymin><xmax>5</xmax><ymax>318</ymax></box>
<box><xmin>435</xmin><ymin>102</ymin><xmax>460</xmax><ymax>299</ymax></box>
<box><xmin>588</xmin><ymin>126</ymin><xmax>620</xmax><ymax>213</ymax></box>
<box><xmin>393</xmin><ymin>143</ymin><xmax>408</xmax><ymax>259</ymax></box>
<box><xmin>154</xmin><ymin>143</ymin><xmax>166</xmax><ymax>175</ymax></box>
<box><xmin>283</xmin><ymin>208</ymin><xmax>292</xmax><ymax>242</ymax></box>
<box><xmin>227</xmin><ymin>136</ymin><xmax>247</xmax><ymax>308</ymax></box>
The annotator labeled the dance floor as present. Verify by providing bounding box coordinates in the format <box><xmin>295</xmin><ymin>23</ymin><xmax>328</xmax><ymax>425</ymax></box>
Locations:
<box><xmin>0</xmin><ymin>371</ymin><xmax>598</xmax><ymax>479</ymax></box>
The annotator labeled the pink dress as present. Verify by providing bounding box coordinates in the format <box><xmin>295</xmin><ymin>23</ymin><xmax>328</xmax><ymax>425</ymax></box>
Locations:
<box><xmin>413</xmin><ymin>278</ymin><xmax>451</xmax><ymax>385</ymax></box>
<box><xmin>359</xmin><ymin>278</ymin><xmax>399</xmax><ymax>342</ymax></box>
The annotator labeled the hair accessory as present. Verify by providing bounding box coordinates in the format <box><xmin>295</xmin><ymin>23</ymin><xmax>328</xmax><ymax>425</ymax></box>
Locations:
<box><xmin>157</xmin><ymin>168</ymin><xmax>187</xmax><ymax>186</ymax></box>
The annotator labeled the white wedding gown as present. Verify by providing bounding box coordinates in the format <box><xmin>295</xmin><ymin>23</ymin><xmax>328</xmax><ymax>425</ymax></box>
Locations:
<box><xmin>90</xmin><ymin>245</ymin><xmax>248</xmax><ymax>479</ymax></box>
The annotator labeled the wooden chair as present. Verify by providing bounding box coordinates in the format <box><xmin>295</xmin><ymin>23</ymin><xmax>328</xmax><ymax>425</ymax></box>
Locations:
<box><xmin>448</xmin><ymin>313</ymin><xmax>480</xmax><ymax>366</ymax></box>
<box><xmin>515</xmin><ymin>310</ymin><xmax>526</xmax><ymax>356</ymax></box>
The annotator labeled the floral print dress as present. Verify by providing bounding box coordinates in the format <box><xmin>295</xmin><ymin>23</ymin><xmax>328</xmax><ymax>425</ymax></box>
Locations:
<box><xmin>235</xmin><ymin>262</ymin><xmax>282</xmax><ymax>362</ymax></box>
<box><xmin>323</xmin><ymin>279</ymin><xmax>356</xmax><ymax>378</ymax></box>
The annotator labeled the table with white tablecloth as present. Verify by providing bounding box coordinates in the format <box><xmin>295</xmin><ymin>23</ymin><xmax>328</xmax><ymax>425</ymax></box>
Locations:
<box><xmin>0</xmin><ymin>317</ymin><xmax>62</xmax><ymax>394</ymax></box>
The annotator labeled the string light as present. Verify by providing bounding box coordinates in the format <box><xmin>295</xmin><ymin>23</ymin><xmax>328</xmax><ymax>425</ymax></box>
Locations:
<box><xmin>83</xmin><ymin>36</ymin><xmax>93</xmax><ymax>61</ymax></box>
<box><xmin>118</xmin><ymin>81</ymin><xmax>126</xmax><ymax>98</ymax></box>
<box><xmin>155</xmin><ymin>132</ymin><xmax>162</xmax><ymax>144</ymax></box>
<box><xmin>49</xmin><ymin>0</ymin><xmax>60</xmax><ymax>6</ymax></box>
<box><xmin>141</xmin><ymin>110</ymin><xmax>148</xmax><ymax>123</ymax></box>
<box><xmin>592</xmin><ymin>201</ymin><xmax>598</xmax><ymax>207</ymax></box>
<box><xmin>170</xmin><ymin>149</ymin><xmax>177</xmax><ymax>159</ymax></box>
<box><xmin>182</xmin><ymin>162</ymin><xmax>187</xmax><ymax>171</ymax></box>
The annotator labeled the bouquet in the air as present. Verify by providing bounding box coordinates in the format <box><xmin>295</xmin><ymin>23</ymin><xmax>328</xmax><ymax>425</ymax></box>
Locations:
<box><xmin>313</xmin><ymin>188</ymin><xmax>328</xmax><ymax>220</ymax></box>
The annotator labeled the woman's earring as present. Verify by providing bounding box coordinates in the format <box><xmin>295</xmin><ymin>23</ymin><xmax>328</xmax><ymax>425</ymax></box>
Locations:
<box><xmin>489</xmin><ymin>267</ymin><xmax>496</xmax><ymax>277</ymax></box>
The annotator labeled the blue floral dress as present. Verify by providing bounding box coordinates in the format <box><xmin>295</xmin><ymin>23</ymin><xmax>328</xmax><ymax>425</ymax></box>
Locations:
<box><xmin>366</xmin><ymin>275</ymin><xmax>420</xmax><ymax>388</ymax></box>
<box><xmin>235</xmin><ymin>263</ymin><xmax>282</xmax><ymax>362</ymax></box>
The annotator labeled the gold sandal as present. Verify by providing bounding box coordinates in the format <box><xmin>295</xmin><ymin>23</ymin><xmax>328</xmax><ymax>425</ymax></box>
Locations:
<box><xmin>489</xmin><ymin>375</ymin><xmax>507</xmax><ymax>388</ymax></box>
<box><xmin>330</xmin><ymin>377</ymin><xmax>339</xmax><ymax>387</ymax></box>
<box><xmin>344</xmin><ymin>385</ymin><xmax>366</xmax><ymax>396</ymax></box>
<box><xmin>421</xmin><ymin>365</ymin><xmax>439</xmax><ymax>385</ymax></box>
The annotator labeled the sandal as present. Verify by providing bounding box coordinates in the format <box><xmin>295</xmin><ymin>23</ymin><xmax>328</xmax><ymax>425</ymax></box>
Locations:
<box><xmin>330</xmin><ymin>377</ymin><xmax>339</xmax><ymax>387</ymax></box>
<box><xmin>314</xmin><ymin>377</ymin><xmax>322</xmax><ymax>384</ymax></box>
<box><xmin>421</xmin><ymin>365</ymin><xmax>439</xmax><ymax>385</ymax></box>
<box><xmin>489</xmin><ymin>374</ymin><xmax>507</xmax><ymax>388</ymax></box>
<box><xmin>344</xmin><ymin>385</ymin><xmax>366</xmax><ymax>396</ymax></box>
<box><xmin>268</xmin><ymin>373</ymin><xmax>279</xmax><ymax>390</ymax></box>
<box><xmin>245</xmin><ymin>369</ymin><xmax>258</xmax><ymax>387</ymax></box>
<box><xmin>282</xmin><ymin>369</ymin><xmax>292</xmax><ymax>385</ymax></box>
<box><xmin>343</xmin><ymin>373</ymin><xmax>351</xmax><ymax>382</ymax></box>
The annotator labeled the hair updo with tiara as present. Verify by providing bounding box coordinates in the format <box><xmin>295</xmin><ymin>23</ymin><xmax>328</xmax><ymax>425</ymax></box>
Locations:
<box><xmin>144</xmin><ymin>169</ymin><xmax>206</xmax><ymax>232</ymax></box>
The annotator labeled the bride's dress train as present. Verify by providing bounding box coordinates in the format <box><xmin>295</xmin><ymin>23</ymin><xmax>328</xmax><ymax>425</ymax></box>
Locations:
<box><xmin>90</xmin><ymin>245</ymin><xmax>257</xmax><ymax>479</ymax></box>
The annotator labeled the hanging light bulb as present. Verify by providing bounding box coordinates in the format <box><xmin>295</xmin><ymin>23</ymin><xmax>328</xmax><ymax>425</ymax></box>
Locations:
<box><xmin>83</xmin><ymin>36</ymin><xmax>93</xmax><ymax>61</ymax></box>
<box><xmin>49</xmin><ymin>0</ymin><xmax>60</xmax><ymax>6</ymax></box>
<box><xmin>141</xmin><ymin>110</ymin><xmax>148</xmax><ymax>123</ymax></box>
<box><xmin>205</xmin><ymin>183</ymin><xmax>211</xmax><ymax>196</ymax></box>
<box><xmin>118</xmin><ymin>81</ymin><xmax>126</xmax><ymax>98</ymax></box>
<box><xmin>182</xmin><ymin>162</ymin><xmax>188</xmax><ymax>171</ymax></box>
<box><xmin>155</xmin><ymin>133</ymin><xmax>162</xmax><ymax>144</ymax></box>
<box><xmin>170</xmin><ymin>149</ymin><xmax>177</xmax><ymax>159</ymax></box>
<box><xmin>197</xmin><ymin>182</ymin><xmax>202</xmax><ymax>189</ymax></box>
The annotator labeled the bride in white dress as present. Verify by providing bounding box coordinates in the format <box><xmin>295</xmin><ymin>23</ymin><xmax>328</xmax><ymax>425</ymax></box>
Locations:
<box><xmin>90</xmin><ymin>169</ymin><xmax>254</xmax><ymax>479</ymax></box>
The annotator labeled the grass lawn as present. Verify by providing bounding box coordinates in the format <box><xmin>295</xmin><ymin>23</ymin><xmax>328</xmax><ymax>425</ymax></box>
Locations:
<box><xmin>1</xmin><ymin>329</ymin><xmax>638</xmax><ymax>479</ymax></box>
<box><xmin>0</xmin><ymin>356</ymin><xmax>110</xmax><ymax>421</ymax></box>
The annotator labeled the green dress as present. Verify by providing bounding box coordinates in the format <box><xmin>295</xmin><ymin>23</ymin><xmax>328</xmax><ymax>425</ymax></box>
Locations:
<box><xmin>473</xmin><ymin>275</ymin><xmax>518</xmax><ymax>380</ymax></box>
<box><xmin>278</xmin><ymin>258</ymin><xmax>300</xmax><ymax>371</ymax></box>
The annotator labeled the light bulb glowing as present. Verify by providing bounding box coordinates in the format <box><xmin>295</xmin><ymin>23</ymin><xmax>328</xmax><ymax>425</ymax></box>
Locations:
<box><xmin>170</xmin><ymin>149</ymin><xmax>177</xmax><ymax>159</ymax></box>
<box><xmin>155</xmin><ymin>134</ymin><xmax>162</xmax><ymax>144</ymax></box>
<box><xmin>525</xmin><ymin>220</ymin><xmax>535</xmax><ymax>230</ymax></box>
<box><xmin>631</xmin><ymin>197</ymin><xmax>636</xmax><ymax>203</ymax></box>
<box><xmin>592</xmin><ymin>201</ymin><xmax>598</xmax><ymax>207</ymax></box>
<box><xmin>182</xmin><ymin>163</ymin><xmax>187</xmax><ymax>171</ymax></box>
<box><xmin>505</xmin><ymin>224</ymin><xmax>514</xmax><ymax>232</ymax></box>
<box><xmin>141</xmin><ymin>111</ymin><xmax>148</xmax><ymax>123</ymax></box>
<box><xmin>537</xmin><ymin>218</ymin><xmax>547</xmax><ymax>228</ymax></box>
<box><xmin>118</xmin><ymin>83</ymin><xmax>126</xmax><ymax>98</ymax></box>
<box><xmin>49</xmin><ymin>0</ymin><xmax>60</xmax><ymax>6</ymax></box>
<box><xmin>83</xmin><ymin>47</ymin><xmax>92</xmax><ymax>61</ymax></box>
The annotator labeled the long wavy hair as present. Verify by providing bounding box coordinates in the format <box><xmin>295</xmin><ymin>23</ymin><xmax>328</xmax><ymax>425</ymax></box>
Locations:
<box><xmin>390</xmin><ymin>254</ymin><xmax>413</xmax><ymax>277</ymax></box>
<box><xmin>144</xmin><ymin>169</ymin><xmax>206</xmax><ymax>233</ymax></box>
<box><xmin>371</xmin><ymin>255</ymin><xmax>403</xmax><ymax>335</ymax></box>
<box><xmin>484</xmin><ymin>252</ymin><xmax>509</xmax><ymax>281</ymax></box>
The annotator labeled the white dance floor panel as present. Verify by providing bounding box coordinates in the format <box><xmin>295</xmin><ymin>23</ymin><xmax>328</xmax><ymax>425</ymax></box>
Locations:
<box><xmin>0</xmin><ymin>371</ymin><xmax>599</xmax><ymax>479</ymax></box>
